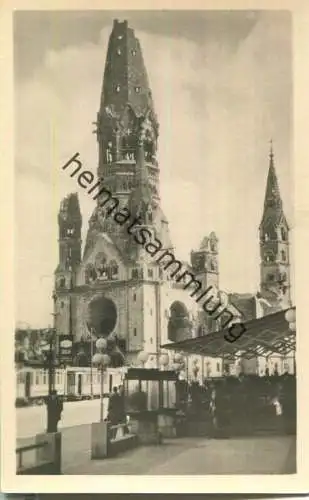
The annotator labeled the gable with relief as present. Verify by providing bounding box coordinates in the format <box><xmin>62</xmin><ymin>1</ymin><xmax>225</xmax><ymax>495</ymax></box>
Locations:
<box><xmin>76</xmin><ymin>234</ymin><xmax>125</xmax><ymax>286</ymax></box>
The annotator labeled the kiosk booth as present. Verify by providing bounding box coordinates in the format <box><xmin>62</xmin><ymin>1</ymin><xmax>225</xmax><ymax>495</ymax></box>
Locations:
<box><xmin>124</xmin><ymin>368</ymin><xmax>179</xmax><ymax>443</ymax></box>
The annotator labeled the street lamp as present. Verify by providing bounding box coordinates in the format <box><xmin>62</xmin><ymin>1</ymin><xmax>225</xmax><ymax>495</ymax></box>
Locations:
<box><xmin>285</xmin><ymin>308</ymin><xmax>296</xmax><ymax>331</ymax></box>
<box><xmin>285</xmin><ymin>307</ymin><xmax>296</xmax><ymax>373</ymax></box>
<box><xmin>137</xmin><ymin>350</ymin><xmax>149</xmax><ymax>368</ymax></box>
<box><xmin>171</xmin><ymin>353</ymin><xmax>185</xmax><ymax>375</ymax></box>
<box><xmin>159</xmin><ymin>353</ymin><xmax>169</xmax><ymax>370</ymax></box>
<box><xmin>92</xmin><ymin>338</ymin><xmax>110</xmax><ymax>422</ymax></box>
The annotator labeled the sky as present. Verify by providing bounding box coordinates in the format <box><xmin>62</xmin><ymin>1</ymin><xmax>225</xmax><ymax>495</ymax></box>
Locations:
<box><xmin>14</xmin><ymin>10</ymin><xmax>294</xmax><ymax>328</ymax></box>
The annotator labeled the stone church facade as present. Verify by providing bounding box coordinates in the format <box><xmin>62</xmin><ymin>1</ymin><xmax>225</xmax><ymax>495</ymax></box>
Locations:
<box><xmin>53</xmin><ymin>20</ymin><xmax>293</xmax><ymax>377</ymax></box>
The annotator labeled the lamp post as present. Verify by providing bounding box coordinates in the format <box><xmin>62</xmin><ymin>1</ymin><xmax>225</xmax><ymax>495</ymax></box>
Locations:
<box><xmin>159</xmin><ymin>353</ymin><xmax>169</xmax><ymax>370</ymax></box>
<box><xmin>92</xmin><ymin>338</ymin><xmax>110</xmax><ymax>422</ymax></box>
<box><xmin>171</xmin><ymin>353</ymin><xmax>186</xmax><ymax>377</ymax></box>
<box><xmin>40</xmin><ymin>328</ymin><xmax>56</xmax><ymax>396</ymax></box>
<box><xmin>285</xmin><ymin>307</ymin><xmax>296</xmax><ymax>373</ymax></box>
<box><xmin>88</xmin><ymin>329</ymin><xmax>95</xmax><ymax>399</ymax></box>
<box><xmin>137</xmin><ymin>350</ymin><xmax>149</xmax><ymax>368</ymax></box>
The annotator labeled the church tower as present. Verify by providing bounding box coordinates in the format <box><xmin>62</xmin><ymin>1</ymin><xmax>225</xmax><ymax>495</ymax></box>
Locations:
<box><xmin>84</xmin><ymin>19</ymin><xmax>170</xmax><ymax>260</ymax></box>
<box><xmin>191</xmin><ymin>232</ymin><xmax>220</xmax><ymax>333</ymax></box>
<box><xmin>54</xmin><ymin>193</ymin><xmax>82</xmax><ymax>337</ymax></box>
<box><xmin>259</xmin><ymin>142</ymin><xmax>291</xmax><ymax>309</ymax></box>
<box><xmin>56</xmin><ymin>192</ymin><xmax>82</xmax><ymax>283</ymax></box>
<box><xmin>54</xmin><ymin>19</ymin><xmax>181</xmax><ymax>368</ymax></box>
<box><xmin>191</xmin><ymin>231</ymin><xmax>219</xmax><ymax>292</ymax></box>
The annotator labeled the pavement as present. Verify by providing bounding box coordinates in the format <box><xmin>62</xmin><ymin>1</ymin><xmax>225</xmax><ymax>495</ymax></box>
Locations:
<box><xmin>17</xmin><ymin>399</ymin><xmax>108</xmax><ymax>439</ymax></box>
<box><xmin>17</xmin><ymin>422</ymin><xmax>296</xmax><ymax>475</ymax></box>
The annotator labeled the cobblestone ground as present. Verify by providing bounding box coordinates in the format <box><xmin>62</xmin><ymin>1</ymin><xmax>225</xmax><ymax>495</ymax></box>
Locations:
<box><xmin>17</xmin><ymin>423</ymin><xmax>296</xmax><ymax>475</ymax></box>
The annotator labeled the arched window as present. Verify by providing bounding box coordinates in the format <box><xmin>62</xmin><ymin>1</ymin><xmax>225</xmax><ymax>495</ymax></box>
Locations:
<box><xmin>85</xmin><ymin>264</ymin><xmax>97</xmax><ymax>284</ymax></box>
<box><xmin>265</xmin><ymin>253</ymin><xmax>274</xmax><ymax>263</ymax></box>
<box><xmin>110</xmin><ymin>260</ymin><xmax>119</xmax><ymax>279</ymax></box>
<box><xmin>281</xmin><ymin>227</ymin><xmax>287</xmax><ymax>241</ymax></box>
<box><xmin>95</xmin><ymin>252</ymin><xmax>108</xmax><ymax>278</ymax></box>
<box><xmin>210</xmin><ymin>241</ymin><xmax>216</xmax><ymax>252</ymax></box>
<box><xmin>281</xmin><ymin>250</ymin><xmax>287</xmax><ymax>262</ymax></box>
<box><xmin>148</xmin><ymin>268</ymin><xmax>154</xmax><ymax>278</ymax></box>
<box><xmin>168</xmin><ymin>301</ymin><xmax>190</xmax><ymax>342</ymax></box>
<box><xmin>57</xmin><ymin>276</ymin><xmax>65</xmax><ymax>288</ymax></box>
<box><xmin>132</xmin><ymin>269</ymin><xmax>138</xmax><ymax>279</ymax></box>
<box><xmin>264</xmin><ymin>233</ymin><xmax>270</xmax><ymax>242</ymax></box>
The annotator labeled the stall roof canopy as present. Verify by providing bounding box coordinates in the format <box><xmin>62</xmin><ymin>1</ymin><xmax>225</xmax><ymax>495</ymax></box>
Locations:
<box><xmin>161</xmin><ymin>308</ymin><xmax>296</xmax><ymax>359</ymax></box>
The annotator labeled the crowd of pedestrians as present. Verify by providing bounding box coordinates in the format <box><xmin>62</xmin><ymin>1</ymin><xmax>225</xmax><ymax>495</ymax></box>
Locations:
<box><xmin>176</xmin><ymin>372</ymin><xmax>296</xmax><ymax>436</ymax></box>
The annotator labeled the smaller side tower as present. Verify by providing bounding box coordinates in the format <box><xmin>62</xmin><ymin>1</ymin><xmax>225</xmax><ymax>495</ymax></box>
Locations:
<box><xmin>54</xmin><ymin>193</ymin><xmax>82</xmax><ymax>337</ymax></box>
<box><xmin>191</xmin><ymin>231</ymin><xmax>219</xmax><ymax>333</ymax></box>
<box><xmin>191</xmin><ymin>231</ymin><xmax>219</xmax><ymax>291</ymax></box>
<box><xmin>259</xmin><ymin>142</ymin><xmax>291</xmax><ymax>309</ymax></box>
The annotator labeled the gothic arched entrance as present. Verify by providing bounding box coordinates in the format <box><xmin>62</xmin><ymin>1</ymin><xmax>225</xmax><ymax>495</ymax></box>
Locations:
<box><xmin>168</xmin><ymin>301</ymin><xmax>192</xmax><ymax>342</ymax></box>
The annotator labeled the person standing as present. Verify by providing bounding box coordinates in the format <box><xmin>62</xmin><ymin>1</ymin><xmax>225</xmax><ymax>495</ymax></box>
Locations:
<box><xmin>107</xmin><ymin>386</ymin><xmax>121</xmax><ymax>438</ymax></box>
<box><xmin>46</xmin><ymin>390</ymin><xmax>63</xmax><ymax>433</ymax></box>
<box><xmin>118</xmin><ymin>384</ymin><xmax>128</xmax><ymax>433</ymax></box>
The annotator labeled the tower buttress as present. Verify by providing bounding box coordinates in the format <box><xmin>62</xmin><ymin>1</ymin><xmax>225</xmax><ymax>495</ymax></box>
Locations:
<box><xmin>259</xmin><ymin>142</ymin><xmax>291</xmax><ymax>308</ymax></box>
<box><xmin>54</xmin><ymin>193</ymin><xmax>82</xmax><ymax>339</ymax></box>
<box><xmin>95</xmin><ymin>19</ymin><xmax>159</xmax><ymax>208</ymax></box>
<box><xmin>190</xmin><ymin>232</ymin><xmax>219</xmax><ymax>334</ymax></box>
<box><xmin>56</xmin><ymin>193</ymin><xmax>82</xmax><ymax>286</ymax></box>
<box><xmin>191</xmin><ymin>231</ymin><xmax>219</xmax><ymax>291</ymax></box>
<box><xmin>85</xmin><ymin>19</ymin><xmax>172</xmax><ymax>264</ymax></box>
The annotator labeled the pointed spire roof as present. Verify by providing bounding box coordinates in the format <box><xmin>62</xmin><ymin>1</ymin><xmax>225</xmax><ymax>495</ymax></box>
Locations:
<box><xmin>100</xmin><ymin>20</ymin><xmax>157</xmax><ymax>121</ymax></box>
<box><xmin>263</xmin><ymin>140</ymin><xmax>282</xmax><ymax>210</ymax></box>
<box><xmin>260</xmin><ymin>140</ymin><xmax>287</xmax><ymax>229</ymax></box>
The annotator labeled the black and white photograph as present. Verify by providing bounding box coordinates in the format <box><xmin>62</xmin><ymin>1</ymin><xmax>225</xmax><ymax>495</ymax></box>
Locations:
<box><xmin>1</xmin><ymin>1</ymin><xmax>309</xmax><ymax>494</ymax></box>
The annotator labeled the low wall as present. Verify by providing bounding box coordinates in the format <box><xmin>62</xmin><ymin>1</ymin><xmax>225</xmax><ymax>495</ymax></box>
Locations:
<box><xmin>91</xmin><ymin>422</ymin><xmax>138</xmax><ymax>459</ymax></box>
<box><xmin>16</xmin><ymin>432</ymin><xmax>62</xmax><ymax>475</ymax></box>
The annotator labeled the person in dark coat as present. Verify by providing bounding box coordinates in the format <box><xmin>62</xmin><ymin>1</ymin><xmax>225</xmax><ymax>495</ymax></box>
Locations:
<box><xmin>46</xmin><ymin>390</ymin><xmax>63</xmax><ymax>433</ymax></box>
<box><xmin>118</xmin><ymin>384</ymin><xmax>129</xmax><ymax>433</ymax></box>
<box><xmin>107</xmin><ymin>386</ymin><xmax>122</xmax><ymax>438</ymax></box>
